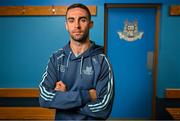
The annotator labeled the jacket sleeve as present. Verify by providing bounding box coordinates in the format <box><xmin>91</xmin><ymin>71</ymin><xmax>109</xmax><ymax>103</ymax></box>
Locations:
<box><xmin>39</xmin><ymin>53</ymin><xmax>91</xmax><ymax>109</ymax></box>
<box><xmin>77</xmin><ymin>54</ymin><xmax>114</xmax><ymax>119</ymax></box>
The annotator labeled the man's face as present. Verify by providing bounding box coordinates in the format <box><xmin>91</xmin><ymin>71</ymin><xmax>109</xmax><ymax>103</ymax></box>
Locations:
<box><xmin>65</xmin><ymin>7</ymin><xmax>93</xmax><ymax>43</ymax></box>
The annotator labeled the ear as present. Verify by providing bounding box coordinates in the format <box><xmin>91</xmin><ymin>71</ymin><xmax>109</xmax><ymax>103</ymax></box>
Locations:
<box><xmin>89</xmin><ymin>21</ymin><xmax>94</xmax><ymax>29</ymax></box>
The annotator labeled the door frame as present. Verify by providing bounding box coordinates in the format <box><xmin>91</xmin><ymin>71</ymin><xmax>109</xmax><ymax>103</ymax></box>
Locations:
<box><xmin>104</xmin><ymin>4</ymin><xmax>161</xmax><ymax>119</ymax></box>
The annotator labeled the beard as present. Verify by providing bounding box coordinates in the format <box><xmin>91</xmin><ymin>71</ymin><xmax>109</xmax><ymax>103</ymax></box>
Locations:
<box><xmin>70</xmin><ymin>31</ymin><xmax>89</xmax><ymax>43</ymax></box>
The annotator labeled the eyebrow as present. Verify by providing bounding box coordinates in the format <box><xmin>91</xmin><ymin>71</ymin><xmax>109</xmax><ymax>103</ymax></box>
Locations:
<box><xmin>79</xmin><ymin>16</ymin><xmax>88</xmax><ymax>20</ymax></box>
<box><xmin>67</xmin><ymin>17</ymin><xmax>74</xmax><ymax>20</ymax></box>
<box><xmin>67</xmin><ymin>16</ymin><xmax>88</xmax><ymax>21</ymax></box>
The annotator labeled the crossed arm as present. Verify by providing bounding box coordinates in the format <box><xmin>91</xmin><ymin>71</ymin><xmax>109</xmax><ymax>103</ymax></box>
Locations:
<box><xmin>54</xmin><ymin>81</ymin><xmax>97</xmax><ymax>101</ymax></box>
<box><xmin>39</xmin><ymin>54</ymin><xmax>113</xmax><ymax>119</ymax></box>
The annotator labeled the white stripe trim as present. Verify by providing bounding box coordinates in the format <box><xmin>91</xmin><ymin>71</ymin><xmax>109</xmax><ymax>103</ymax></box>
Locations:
<box><xmin>90</xmin><ymin>76</ymin><xmax>113</xmax><ymax>112</ymax></box>
<box><xmin>40</xmin><ymin>71</ymin><xmax>55</xmax><ymax>96</ymax></box>
<box><xmin>39</xmin><ymin>71</ymin><xmax>55</xmax><ymax>100</ymax></box>
<box><xmin>40</xmin><ymin>94</ymin><xmax>52</xmax><ymax>101</ymax></box>
<box><xmin>89</xmin><ymin>71</ymin><xmax>113</xmax><ymax>110</ymax></box>
<box><xmin>88</xmin><ymin>54</ymin><xmax>110</xmax><ymax>107</ymax></box>
<box><xmin>39</xmin><ymin>85</ymin><xmax>54</xmax><ymax>99</ymax></box>
<box><xmin>89</xmin><ymin>79</ymin><xmax>112</xmax><ymax>109</ymax></box>
<box><xmin>91</xmin><ymin>106</ymin><xmax>108</xmax><ymax>112</ymax></box>
<box><xmin>88</xmin><ymin>78</ymin><xmax>110</xmax><ymax>107</ymax></box>
<box><xmin>88</xmin><ymin>54</ymin><xmax>113</xmax><ymax>112</ymax></box>
<box><xmin>41</xmin><ymin>85</ymin><xmax>55</xmax><ymax>96</ymax></box>
<box><xmin>57</xmin><ymin>53</ymin><xmax>65</xmax><ymax>60</ymax></box>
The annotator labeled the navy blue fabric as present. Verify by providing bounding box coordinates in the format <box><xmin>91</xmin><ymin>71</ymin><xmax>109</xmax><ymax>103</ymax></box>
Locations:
<box><xmin>39</xmin><ymin>41</ymin><xmax>114</xmax><ymax>120</ymax></box>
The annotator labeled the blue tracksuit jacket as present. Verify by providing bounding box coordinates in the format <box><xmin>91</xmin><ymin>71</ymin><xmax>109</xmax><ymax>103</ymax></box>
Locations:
<box><xmin>39</xmin><ymin>41</ymin><xmax>114</xmax><ymax>120</ymax></box>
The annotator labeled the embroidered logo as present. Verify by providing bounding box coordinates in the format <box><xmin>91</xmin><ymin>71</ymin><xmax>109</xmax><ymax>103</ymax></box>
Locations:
<box><xmin>117</xmin><ymin>19</ymin><xmax>144</xmax><ymax>42</ymax></box>
<box><xmin>83</xmin><ymin>66</ymin><xmax>94</xmax><ymax>75</ymax></box>
<box><xmin>60</xmin><ymin>64</ymin><xmax>65</xmax><ymax>73</ymax></box>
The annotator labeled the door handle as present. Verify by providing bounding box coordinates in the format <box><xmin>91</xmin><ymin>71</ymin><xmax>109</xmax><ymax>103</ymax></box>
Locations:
<box><xmin>147</xmin><ymin>51</ymin><xmax>154</xmax><ymax>71</ymax></box>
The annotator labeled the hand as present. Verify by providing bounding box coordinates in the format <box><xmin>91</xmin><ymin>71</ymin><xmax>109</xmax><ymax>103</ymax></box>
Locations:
<box><xmin>54</xmin><ymin>81</ymin><xmax>67</xmax><ymax>92</ymax></box>
<box><xmin>89</xmin><ymin>89</ymin><xmax>97</xmax><ymax>101</ymax></box>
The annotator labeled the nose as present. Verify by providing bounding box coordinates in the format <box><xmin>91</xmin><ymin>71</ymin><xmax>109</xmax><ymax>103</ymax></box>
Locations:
<box><xmin>74</xmin><ymin>20</ymin><xmax>80</xmax><ymax>28</ymax></box>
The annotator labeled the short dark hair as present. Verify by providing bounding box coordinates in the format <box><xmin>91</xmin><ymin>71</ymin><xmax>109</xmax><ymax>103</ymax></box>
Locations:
<box><xmin>66</xmin><ymin>3</ymin><xmax>91</xmax><ymax>20</ymax></box>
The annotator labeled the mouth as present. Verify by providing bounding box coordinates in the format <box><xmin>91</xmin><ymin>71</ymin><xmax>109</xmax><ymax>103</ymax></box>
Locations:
<box><xmin>74</xmin><ymin>32</ymin><xmax>81</xmax><ymax>34</ymax></box>
<box><xmin>73</xmin><ymin>32</ymin><xmax>82</xmax><ymax>36</ymax></box>
<box><xmin>73</xmin><ymin>30</ymin><xmax>81</xmax><ymax>33</ymax></box>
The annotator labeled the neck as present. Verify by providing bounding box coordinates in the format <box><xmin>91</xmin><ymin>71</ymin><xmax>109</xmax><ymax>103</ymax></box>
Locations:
<box><xmin>70</xmin><ymin>39</ymin><xmax>91</xmax><ymax>55</ymax></box>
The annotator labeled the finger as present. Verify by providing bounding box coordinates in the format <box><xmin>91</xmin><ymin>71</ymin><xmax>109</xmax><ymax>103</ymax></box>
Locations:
<box><xmin>56</xmin><ymin>81</ymin><xmax>63</xmax><ymax>86</ymax></box>
<box><xmin>59</xmin><ymin>81</ymin><xmax>66</xmax><ymax>87</ymax></box>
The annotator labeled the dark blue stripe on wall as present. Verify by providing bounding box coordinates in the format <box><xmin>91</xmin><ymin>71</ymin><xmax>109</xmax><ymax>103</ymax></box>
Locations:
<box><xmin>156</xmin><ymin>97</ymin><xmax>180</xmax><ymax>120</ymax></box>
<box><xmin>0</xmin><ymin>98</ymin><xmax>39</xmax><ymax>107</ymax></box>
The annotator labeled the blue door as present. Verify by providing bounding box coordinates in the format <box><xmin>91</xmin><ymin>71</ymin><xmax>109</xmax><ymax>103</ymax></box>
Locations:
<box><xmin>106</xmin><ymin>6</ymin><xmax>157</xmax><ymax>119</ymax></box>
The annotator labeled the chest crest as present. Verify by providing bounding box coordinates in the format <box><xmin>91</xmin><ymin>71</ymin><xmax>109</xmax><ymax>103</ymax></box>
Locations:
<box><xmin>83</xmin><ymin>66</ymin><xmax>94</xmax><ymax>75</ymax></box>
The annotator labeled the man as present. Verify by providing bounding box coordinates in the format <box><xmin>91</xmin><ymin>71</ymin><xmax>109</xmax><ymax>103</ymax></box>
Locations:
<box><xmin>39</xmin><ymin>3</ymin><xmax>114</xmax><ymax>120</ymax></box>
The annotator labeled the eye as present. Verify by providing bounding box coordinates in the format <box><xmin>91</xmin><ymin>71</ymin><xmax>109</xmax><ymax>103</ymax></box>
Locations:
<box><xmin>68</xmin><ymin>18</ymin><xmax>74</xmax><ymax>23</ymax></box>
<box><xmin>80</xmin><ymin>18</ymin><xmax>87</xmax><ymax>23</ymax></box>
